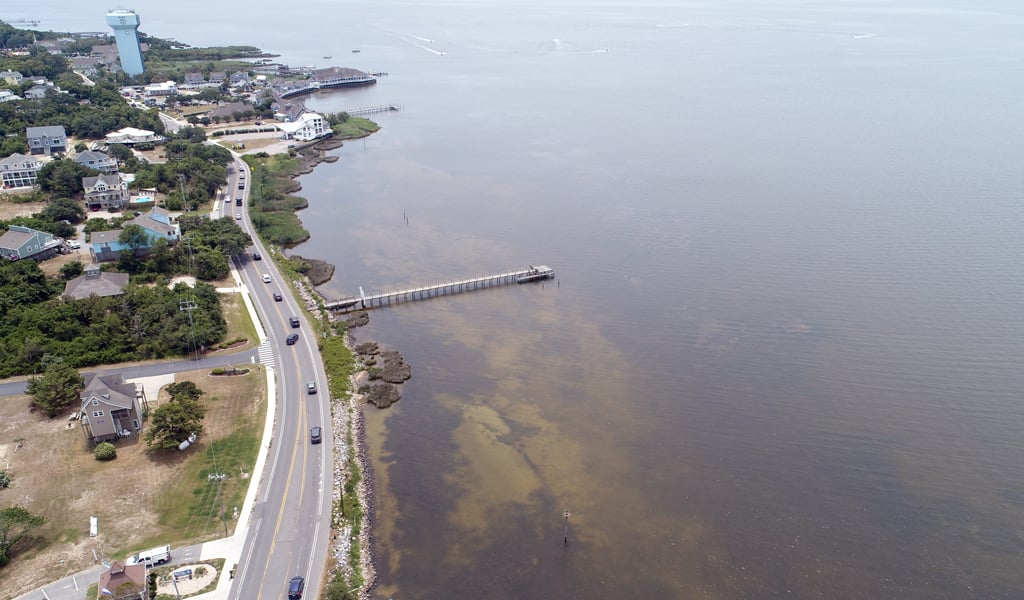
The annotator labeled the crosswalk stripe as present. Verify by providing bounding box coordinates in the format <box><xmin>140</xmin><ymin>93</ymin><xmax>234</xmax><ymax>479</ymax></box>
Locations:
<box><xmin>257</xmin><ymin>341</ymin><xmax>275</xmax><ymax>368</ymax></box>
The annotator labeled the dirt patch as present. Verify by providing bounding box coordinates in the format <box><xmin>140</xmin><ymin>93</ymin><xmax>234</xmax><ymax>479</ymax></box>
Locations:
<box><xmin>0</xmin><ymin>198</ymin><xmax>45</xmax><ymax>221</ymax></box>
<box><xmin>0</xmin><ymin>367</ymin><xmax>264</xmax><ymax>596</ymax></box>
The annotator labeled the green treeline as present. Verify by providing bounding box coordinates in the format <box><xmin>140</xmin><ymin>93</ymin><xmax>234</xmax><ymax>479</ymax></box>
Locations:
<box><xmin>0</xmin><ymin>260</ymin><xmax>226</xmax><ymax>377</ymax></box>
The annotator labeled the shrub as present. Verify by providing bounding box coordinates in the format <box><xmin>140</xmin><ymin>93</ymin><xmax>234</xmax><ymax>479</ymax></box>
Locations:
<box><xmin>94</xmin><ymin>442</ymin><xmax>117</xmax><ymax>461</ymax></box>
<box><xmin>211</xmin><ymin>367</ymin><xmax>225</xmax><ymax>375</ymax></box>
<box><xmin>0</xmin><ymin>470</ymin><xmax>10</xmax><ymax>489</ymax></box>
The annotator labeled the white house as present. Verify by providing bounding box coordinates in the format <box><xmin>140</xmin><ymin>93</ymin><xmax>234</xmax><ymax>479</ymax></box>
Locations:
<box><xmin>0</xmin><ymin>90</ymin><xmax>22</xmax><ymax>103</ymax></box>
<box><xmin>0</xmin><ymin>153</ymin><xmax>43</xmax><ymax>189</ymax></box>
<box><xmin>143</xmin><ymin>81</ymin><xmax>177</xmax><ymax>96</ymax></box>
<box><xmin>105</xmin><ymin>127</ymin><xmax>165</xmax><ymax>145</ymax></box>
<box><xmin>277</xmin><ymin>112</ymin><xmax>329</xmax><ymax>142</ymax></box>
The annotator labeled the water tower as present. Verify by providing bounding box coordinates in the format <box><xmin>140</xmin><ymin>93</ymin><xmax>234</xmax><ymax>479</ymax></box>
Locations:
<box><xmin>105</xmin><ymin>9</ymin><xmax>145</xmax><ymax>76</ymax></box>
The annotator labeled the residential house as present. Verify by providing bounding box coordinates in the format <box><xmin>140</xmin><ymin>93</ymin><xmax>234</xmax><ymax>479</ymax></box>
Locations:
<box><xmin>90</xmin><ymin>207</ymin><xmax>179</xmax><ymax>261</ymax></box>
<box><xmin>209</xmin><ymin>71</ymin><xmax>226</xmax><ymax>84</ymax></box>
<box><xmin>63</xmin><ymin>264</ymin><xmax>130</xmax><ymax>300</ymax></box>
<box><xmin>272</xmin><ymin>101</ymin><xmax>305</xmax><ymax>123</ymax></box>
<box><xmin>0</xmin><ymin>153</ymin><xmax>43</xmax><ymax>188</ymax></box>
<box><xmin>0</xmin><ymin>225</ymin><xmax>61</xmax><ymax>261</ymax></box>
<box><xmin>83</xmin><ymin>173</ymin><xmax>129</xmax><ymax>210</ymax></box>
<box><xmin>180</xmin><ymin>72</ymin><xmax>206</xmax><ymax>90</ymax></box>
<box><xmin>25</xmin><ymin>83</ymin><xmax>56</xmax><ymax>100</ymax></box>
<box><xmin>209</xmin><ymin>102</ymin><xmax>251</xmax><ymax>121</ymax></box>
<box><xmin>75</xmin><ymin>150</ymin><xmax>119</xmax><ymax>173</ymax></box>
<box><xmin>0</xmin><ymin>70</ymin><xmax>23</xmax><ymax>85</ymax></box>
<box><xmin>228</xmin><ymin>71</ymin><xmax>250</xmax><ymax>87</ymax></box>
<box><xmin>277</xmin><ymin>112</ymin><xmax>329</xmax><ymax>142</ymax></box>
<box><xmin>79</xmin><ymin>373</ymin><xmax>148</xmax><ymax>444</ymax></box>
<box><xmin>105</xmin><ymin>127</ymin><xmax>165</xmax><ymax>145</ymax></box>
<box><xmin>70</xmin><ymin>56</ymin><xmax>101</xmax><ymax>76</ymax></box>
<box><xmin>97</xmin><ymin>561</ymin><xmax>148</xmax><ymax>600</ymax></box>
<box><xmin>128</xmin><ymin>206</ymin><xmax>180</xmax><ymax>242</ymax></box>
<box><xmin>89</xmin><ymin>230</ymin><xmax>129</xmax><ymax>262</ymax></box>
<box><xmin>33</xmin><ymin>39</ymin><xmax>72</xmax><ymax>55</ymax></box>
<box><xmin>0</xmin><ymin>89</ymin><xmax>22</xmax><ymax>103</ymax></box>
<box><xmin>26</xmin><ymin>125</ymin><xmax>67</xmax><ymax>155</ymax></box>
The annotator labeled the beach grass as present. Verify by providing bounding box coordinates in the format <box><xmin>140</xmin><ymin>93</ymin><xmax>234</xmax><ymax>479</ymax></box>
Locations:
<box><xmin>331</xmin><ymin>117</ymin><xmax>380</xmax><ymax>139</ymax></box>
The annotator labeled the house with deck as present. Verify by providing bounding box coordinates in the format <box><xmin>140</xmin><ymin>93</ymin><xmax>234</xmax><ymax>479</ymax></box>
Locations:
<box><xmin>0</xmin><ymin>225</ymin><xmax>61</xmax><ymax>261</ymax></box>
<box><xmin>0</xmin><ymin>153</ymin><xmax>43</xmax><ymax>188</ymax></box>
<box><xmin>277</xmin><ymin>112</ymin><xmax>329</xmax><ymax>142</ymax></box>
<box><xmin>82</xmin><ymin>173</ymin><xmax>129</xmax><ymax>210</ymax></box>
<box><xmin>89</xmin><ymin>207</ymin><xmax>179</xmax><ymax>261</ymax></box>
<box><xmin>0</xmin><ymin>70</ymin><xmax>23</xmax><ymax>85</ymax></box>
<box><xmin>75</xmin><ymin>150</ymin><xmax>118</xmax><ymax>174</ymax></box>
<box><xmin>79</xmin><ymin>373</ymin><xmax>148</xmax><ymax>444</ymax></box>
<box><xmin>96</xmin><ymin>560</ymin><xmax>148</xmax><ymax>600</ymax></box>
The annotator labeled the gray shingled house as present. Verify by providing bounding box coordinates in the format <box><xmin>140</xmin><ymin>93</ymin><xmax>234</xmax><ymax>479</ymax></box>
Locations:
<box><xmin>79</xmin><ymin>373</ymin><xmax>149</xmax><ymax>444</ymax></box>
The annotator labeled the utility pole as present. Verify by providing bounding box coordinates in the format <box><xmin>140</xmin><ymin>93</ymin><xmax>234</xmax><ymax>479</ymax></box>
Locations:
<box><xmin>209</xmin><ymin>445</ymin><xmax>228</xmax><ymax>536</ymax></box>
<box><xmin>178</xmin><ymin>174</ymin><xmax>187</xmax><ymax>212</ymax></box>
<box><xmin>178</xmin><ymin>299</ymin><xmax>198</xmax><ymax>361</ymax></box>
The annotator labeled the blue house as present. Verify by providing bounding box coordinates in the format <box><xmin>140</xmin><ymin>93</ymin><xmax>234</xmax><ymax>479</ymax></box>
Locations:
<box><xmin>90</xmin><ymin>207</ymin><xmax>180</xmax><ymax>262</ymax></box>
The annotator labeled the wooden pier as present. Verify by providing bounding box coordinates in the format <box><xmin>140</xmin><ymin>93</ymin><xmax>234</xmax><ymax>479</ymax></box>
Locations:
<box><xmin>348</xmin><ymin>104</ymin><xmax>402</xmax><ymax>116</ymax></box>
<box><xmin>325</xmin><ymin>265</ymin><xmax>554</xmax><ymax>312</ymax></box>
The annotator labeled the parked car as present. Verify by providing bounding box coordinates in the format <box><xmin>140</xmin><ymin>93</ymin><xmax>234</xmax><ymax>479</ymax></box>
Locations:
<box><xmin>235</xmin><ymin>213</ymin><xmax>242</xmax><ymax>220</ymax></box>
<box><xmin>310</xmin><ymin>426</ymin><xmax>322</xmax><ymax>444</ymax></box>
<box><xmin>288</xmin><ymin>576</ymin><xmax>305</xmax><ymax>599</ymax></box>
<box><xmin>126</xmin><ymin>545</ymin><xmax>171</xmax><ymax>566</ymax></box>
<box><xmin>286</xmin><ymin>333</ymin><xmax>299</xmax><ymax>345</ymax></box>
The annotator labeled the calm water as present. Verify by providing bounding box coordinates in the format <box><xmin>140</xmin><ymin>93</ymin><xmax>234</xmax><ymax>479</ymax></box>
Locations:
<box><xmin>11</xmin><ymin>1</ymin><xmax>1024</xmax><ymax>597</ymax></box>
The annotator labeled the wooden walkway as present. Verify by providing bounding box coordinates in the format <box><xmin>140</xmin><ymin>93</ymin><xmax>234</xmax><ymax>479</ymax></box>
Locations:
<box><xmin>348</xmin><ymin>104</ymin><xmax>402</xmax><ymax>116</ymax></box>
<box><xmin>325</xmin><ymin>265</ymin><xmax>554</xmax><ymax>312</ymax></box>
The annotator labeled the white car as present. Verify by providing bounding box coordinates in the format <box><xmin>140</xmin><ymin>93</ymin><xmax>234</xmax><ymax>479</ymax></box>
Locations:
<box><xmin>235</xmin><ymin>213</ymin><xmax>242</xmax><ymax>220</ymax></box>
<box><xmin>67</xmin><ymin>240</ymin><xmax>81</xmax><ymax>249</ymax></box>
<box><xmin>262</xmin><ymin>274</ymin><xmax>271</xmax><ymax>283</ymax></box>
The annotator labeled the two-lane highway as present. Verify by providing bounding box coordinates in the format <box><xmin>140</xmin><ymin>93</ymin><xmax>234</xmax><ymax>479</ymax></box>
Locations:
<box><xmin>226</xmin><ymin>158</ymin><xmax>334</xmax><ymax>599</ymax></box>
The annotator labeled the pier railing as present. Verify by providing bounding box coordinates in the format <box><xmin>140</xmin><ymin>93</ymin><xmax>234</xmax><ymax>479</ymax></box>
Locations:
<box><xmin>325</xmin><ymin>265</ymin><xmax>554</xmax><ymax>312</ymax></box>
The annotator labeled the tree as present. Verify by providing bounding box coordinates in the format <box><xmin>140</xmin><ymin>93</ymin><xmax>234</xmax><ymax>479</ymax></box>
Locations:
<box><xmin>0</xmin><ymin>506</ymin><xmax>46</xmax><ymax>567</ymax></box>
<box><xmin>106</xmin><ymin>143</ymin><xmax>132</xmax><ymax>162</ymax></box>
<box><xmin>60</xmin><ymin>260</ymin><xmax>84</xmax><ymax>281</ymax></box>
<box><xmin>165</xmin><ymin>381</ymin><xmax>203</xmax><ymax>402</ymax></box>
<box><xmin>26</xmin><ymin>360</ymin><xmax>84</xmax><ymax>417</ymax></box>
<box><xmin>35</xmin><ymin>160</ymin><xmax>97</xmax><ymax>198</ymax></box>
<box><xmin>39</xmin><ymin>197</ymin><xmax>86</xmax><ymax>225</ymax></box>
<box><xmin>144</xmin><ymin>383</ymin><xmax>206</xmax><ymax>450</ymax></box>
<box><xmin>118</xmin><ymin>224</ymin><xmax>150</xmax><ymax>256</ymax></box>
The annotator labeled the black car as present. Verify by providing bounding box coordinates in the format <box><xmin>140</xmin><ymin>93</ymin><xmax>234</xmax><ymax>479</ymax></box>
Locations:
<box><xmin>289</xmin><ymin>316</ymin><xmax>300</xmax><ymax>328</ymax></box>
<box><xmin>286</xmin><ymin>333</ymin><xmax>299</xmax><ymax>345</ymax></box>
<box><xmin>310</xmin><ymin>426</ymin><xmax>322</xmax><ymax>444</ymax></box>
<box><xmin>252</xmin><ymin>252</ymin><xmax>261</xmax><ymax>260</ymax></box>
<box><xmin>273</xmin><ymin>292</ymin><xmax>283</xmax><ymax>302</ymax></box>
<box><xmin>288</xmin><ymin>575</ymin><xmax>304</xmax><ymax>599</ymax></box>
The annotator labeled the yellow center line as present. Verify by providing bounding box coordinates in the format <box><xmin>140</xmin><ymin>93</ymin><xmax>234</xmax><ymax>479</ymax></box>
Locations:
<box><xmin>255</xmin><ymin>347</ymin><xmax>305</xmax><ymax>600</ymax></box>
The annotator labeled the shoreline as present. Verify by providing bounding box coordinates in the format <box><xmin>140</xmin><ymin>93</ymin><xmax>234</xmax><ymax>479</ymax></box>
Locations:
<box><xmin>287</xmin><ymin>191</ymin><xmax>379</xmax><ymax>598</ymax></box>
